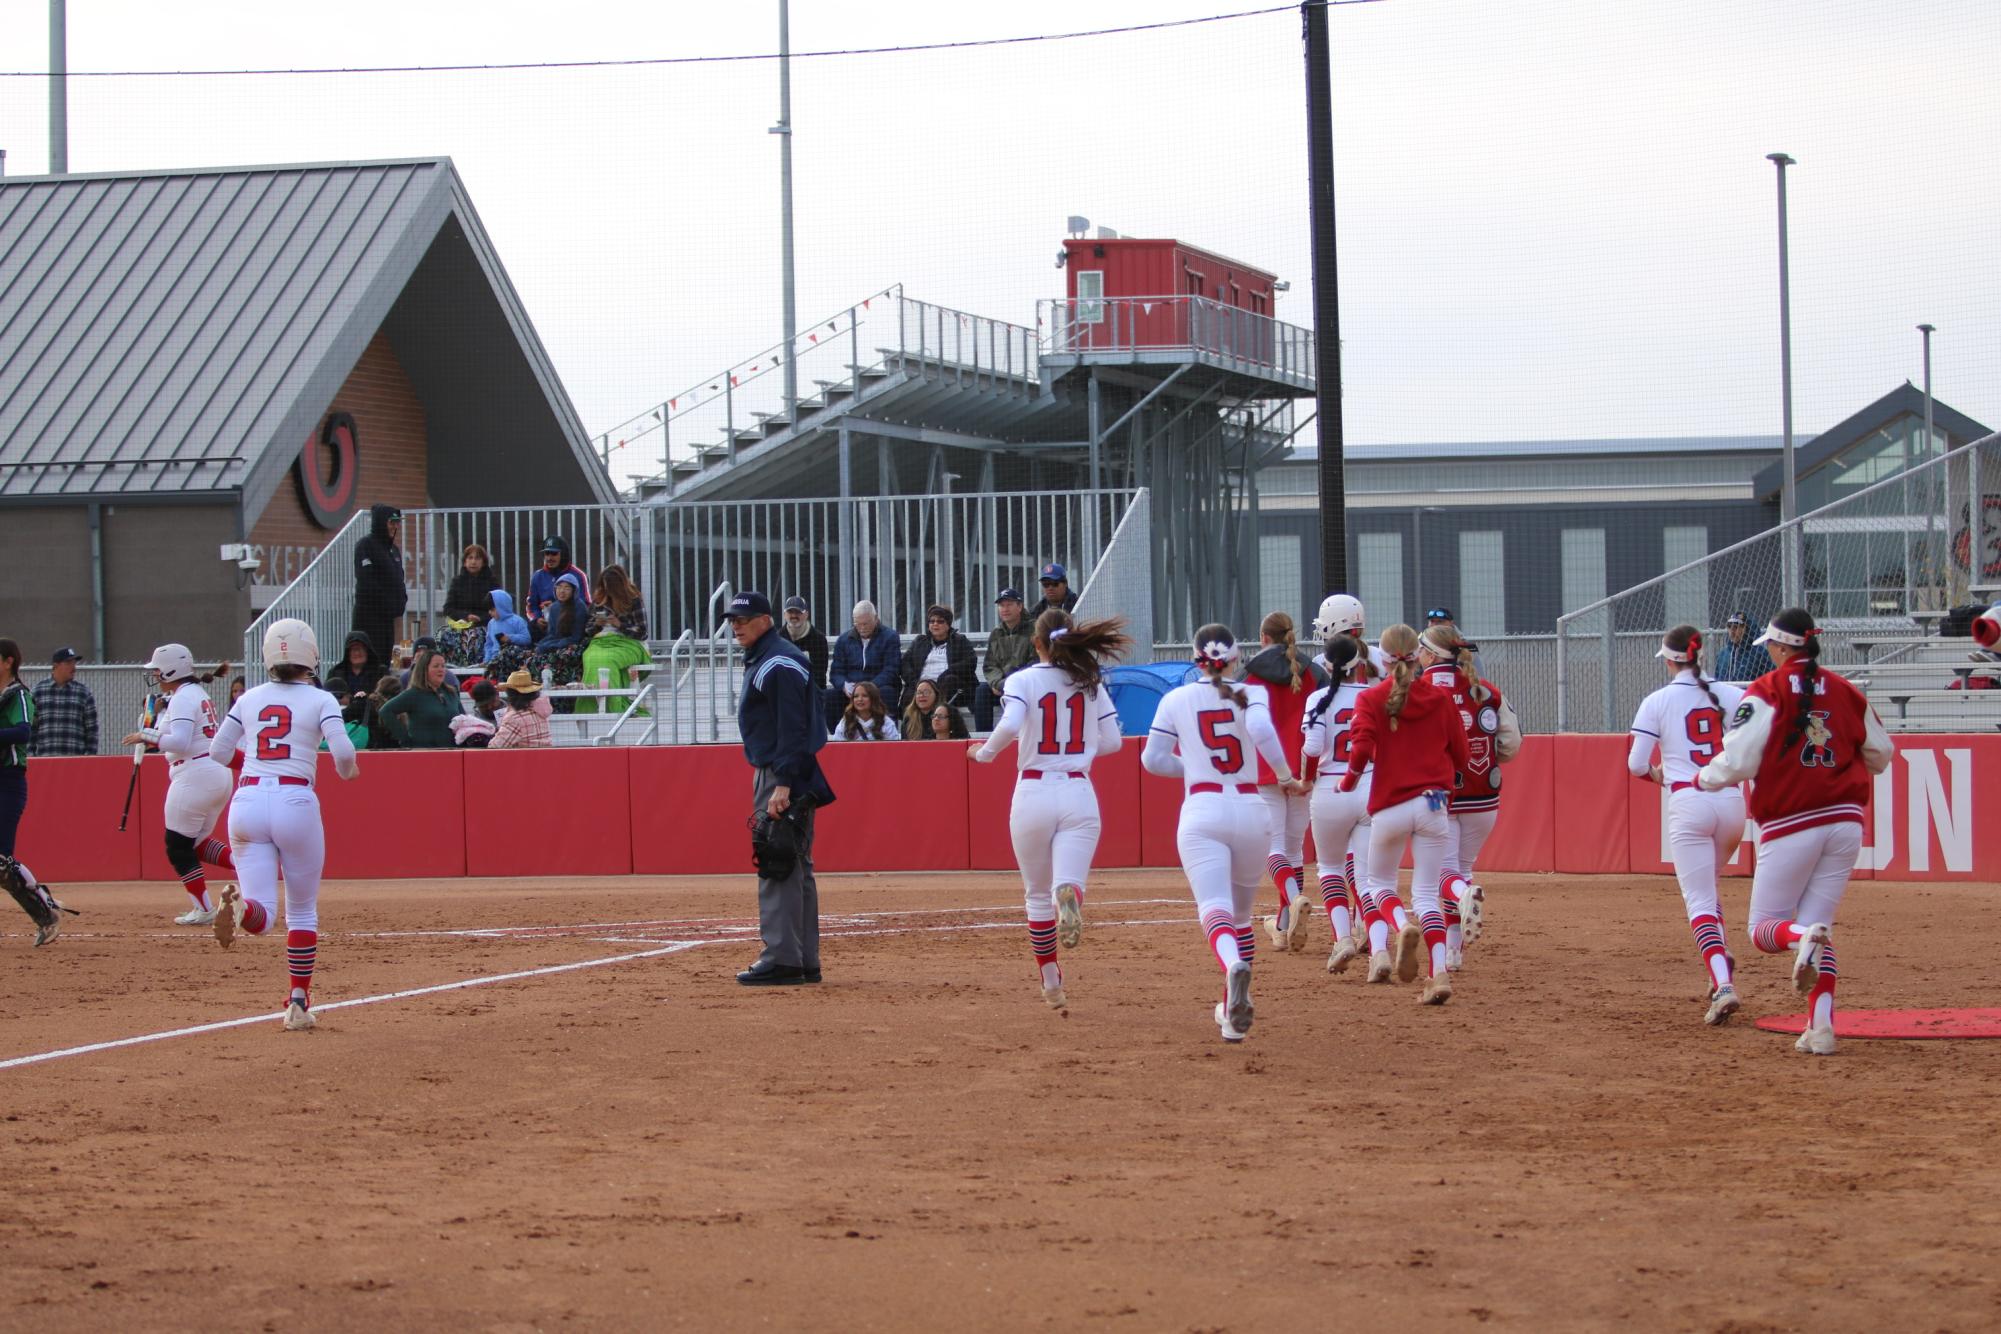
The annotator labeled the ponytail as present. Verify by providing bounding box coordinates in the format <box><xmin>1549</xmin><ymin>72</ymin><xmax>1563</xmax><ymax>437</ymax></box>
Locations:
<box><xmin>1307</xmin><ymin>636</ymin><xmax>1361</xmax><ymax>728</ymax></box>
<box><xmin>1785</xmin><ymin>634</ymin><xmax>1823</xmax><ymax>748</ymax></box>
<box><xmin>1037</xmin><ymin>610</ymin><xmax>1131</xmax><ymax>696</ymax></box>
<box><xmin>1378</xmin><ymin>624</ymin><xmax>1420</xmax><ymax>731</ymax></box>
<box><xmin>1193</xmin><ymin>621</ymin><xmax>1250</xmax><ymax>710</ymax></box>
<box><xmin>1261</xmin><ymin>611</ymin><xmax>1303</xmax><ymax>693</ymax></box>
<box><xmin>1421</xmin><ymin>622</ymin><xmax>1489</xmax><ymax>703</ymax></box>
<box><xmin>1686</xmin><ymin>630</ymin><xmax>1722</xmax><ymax>714</ymax></box>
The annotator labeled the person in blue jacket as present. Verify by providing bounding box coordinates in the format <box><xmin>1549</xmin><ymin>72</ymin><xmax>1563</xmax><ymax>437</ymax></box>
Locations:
<box><xmin>727</xmin><ymin>592</ymin><xmax>837</xmax><ymax>987</ymax></box>
<box><xmin>826</xmin><ymin>599</ymin><xmax>901</xmax><ymax>728</ymax></box>
<box><xmin>483</xmin><ymin>589</ymin><xmax>532</xmax><ymax>662</ymax></box>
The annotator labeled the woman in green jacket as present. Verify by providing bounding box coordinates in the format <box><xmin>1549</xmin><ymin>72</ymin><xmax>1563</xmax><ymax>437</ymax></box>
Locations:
<box><xmin>379</xmin><ymin>648</ymin><xmax>464</xmax><ymax>748</ymax></box>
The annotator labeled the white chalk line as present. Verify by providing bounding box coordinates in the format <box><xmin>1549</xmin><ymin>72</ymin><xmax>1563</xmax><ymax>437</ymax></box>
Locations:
<box><xmin>0</xmin><ymin>905</ymin><xmax>1199</xmax><ymax>1073</ymax></box>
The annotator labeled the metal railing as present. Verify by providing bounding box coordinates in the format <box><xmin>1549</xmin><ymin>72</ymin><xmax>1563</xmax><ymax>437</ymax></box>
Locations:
<box><xmin>1557</xmin><ymin>430</ymin><xmax>1999</xmax><ymax>731</ymax></box>
<box><xmin>1039</xmin><ymin>294</ymin><xmax>1316</xmax><ymax>389</ymax></box>
<box><xmin>243</xmin><ymin>509</ymin><xmax>372</xmax><ymax>680</ymax></box>
<box><xmin>891</xmin><ymin>297</ymin><xmax>1040</xmax><ymax>390</ymax></box>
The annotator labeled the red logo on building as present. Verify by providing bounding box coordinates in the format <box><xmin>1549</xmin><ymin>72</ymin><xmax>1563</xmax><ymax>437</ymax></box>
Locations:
<box><xmin>298</xmin><ymin>411</ymin><xmax>360</xmax><ymax>529</ymax></box>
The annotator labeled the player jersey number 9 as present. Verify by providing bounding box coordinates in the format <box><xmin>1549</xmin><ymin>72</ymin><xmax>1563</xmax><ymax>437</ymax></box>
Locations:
<box><xmin>1685</xmin><ymin>706</ymin><xmax>1721</xmax><ymax>763</ymax></box>
<box><xmin>256</xmin><ymin>704</ymin><xmax>295</xmax><ymax>762</ymax></box>
<box><xmin>1195</xmin><ymin>709</ymin><xmax>1244</xmax><ymax>774</ymax></box>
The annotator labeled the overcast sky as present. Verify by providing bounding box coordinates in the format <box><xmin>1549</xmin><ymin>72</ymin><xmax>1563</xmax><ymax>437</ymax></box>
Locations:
<box><xmin>2</xmin><ymin>0</ymin><xmax>1995</xmax><ymax>489</ymax></box>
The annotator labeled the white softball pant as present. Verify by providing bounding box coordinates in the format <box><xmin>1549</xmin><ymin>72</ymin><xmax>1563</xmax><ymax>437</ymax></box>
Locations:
<box><xmin>163</xmin><ymin>758</ymin><xmax>233</xmax><ymax>840</ymax></box>
<box><xmin>1009</xmin><ymin>776</ymin><xmax>1103</xmax><ymax>920</ymax></box>
<box><xmin>1309</xmin><ymin>779</ymin><xmax>1372</xmax><ymax>892</ymax></box>
<box><xmin>228</xmin><ymin>782</ymin><xmax>325</xmax><ymax>934</ymax></box>
<box><xmin>1367</xmin><ymin>792</ymin><xmax>1451</xmax><ymax>917</ymax></box>
<box><xmin>1665</xmin><ymin>786</ymin><xmax>1746</xmax><ymax>922</ymax></box>
<box><xmin>1259</xmin><ymin>786</ymin><xmax>1310</xmax><ymax>865</ymax></box>
<box><xmin>1748</xmin><ymin>821</ymin><xmax>1861</xmax><ymax>936</ymax></box>
<box><xmin>1176</xmin><ymin>792</ymin><xmax>1266</xmax><ymax>932</ymax></box>
<box><xmin>1445</xmin><ymin>807</ymin><xmax>1498</xmax><ymax>880</ymax></box>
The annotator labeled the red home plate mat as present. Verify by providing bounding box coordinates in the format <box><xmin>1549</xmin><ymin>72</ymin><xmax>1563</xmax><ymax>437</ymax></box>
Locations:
<box><xmin>1755</xmin><ymin>1008</ymin><xmax>2001</xmax><ymax>1039</ymax></box>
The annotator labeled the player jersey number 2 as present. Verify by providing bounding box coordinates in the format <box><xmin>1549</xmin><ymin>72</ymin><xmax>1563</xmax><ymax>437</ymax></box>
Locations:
<box><xmin>1195</xmin><ymin>709</ymin><xmax>1244</xmax><ymax>773</ymax></box>
<box><xmin>1037</xmin><ymin>694</ymin><xmax>1087</xmax><ymax>755</ymax></box>
<box><xmin>255</xmin><ymin>704</ymin><xmax>295</xmax><ymax>762</ymax></box>
<box><xmin>1684</xmin><ymin>707</ymin><xmax>1721</xmax><ymax>763</ymax></box>
<box><xmin>1329</xmin><ymin>707</ymin><xmax>1355</xmax><ymax>764</ymax></box>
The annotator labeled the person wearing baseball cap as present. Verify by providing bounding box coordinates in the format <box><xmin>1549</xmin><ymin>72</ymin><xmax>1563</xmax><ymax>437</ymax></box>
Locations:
<box><xmin>30</xmin><ymin>647</ymin><xmax>98</xmax><ymax>757</ymax></box>
<box><xmin>976</xmin><ymin>587</ymin><xmax>1035</xmax><ymax>731</ymax></box>
<box><xmin>727</xmin><ymin>591</ymin><xmax>837</xmax><ymax>986</ymax></box>
<box><xmin>1029</xmin><ymin>563</ymin><xmax>1077</xmax><ymax>619</ymax></box>
<box><xmin>779</xmin><ymin>595</ymin><xmax>830</xmax><ymax>690</ymax></box>
<box><xmin>1714</xmin><ymin>611</ymin><xmax>1774</xmax><ymax>682</ymax></box>
<box><xmin>351</xmin><ymin>505</ymin><xmax>408</xmax><ymax>674</ymax></box>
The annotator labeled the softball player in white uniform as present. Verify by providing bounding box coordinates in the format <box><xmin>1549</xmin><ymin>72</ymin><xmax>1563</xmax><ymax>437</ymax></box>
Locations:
<box><xmin>1627</xmin><ymin>626</ymin><xmax>1749</xmax><ymax>1025</ymax></box>
<box><xmin>124</xmin><ymin>645</ymin><xmax>236</xmax><ymax>925</ymax></box>
<box><xmin>1300</xmin><ymin>635</ymin><xmax>1373</xmax><ymax>974</ymax></box>
<box><xmin>969</xmin><ymin>612</ymin><xmax>1130</xmax><ymax>1009</ymax></box>
<box><xmin>1142</xmin><ymin>624</ymin><xmax>1303</xmax><ymax>1043</ymax></box>
<box><xmin>207</xmin><ymin>619</ymin><xmax>360</xmax><ymax>1031</ymax></box>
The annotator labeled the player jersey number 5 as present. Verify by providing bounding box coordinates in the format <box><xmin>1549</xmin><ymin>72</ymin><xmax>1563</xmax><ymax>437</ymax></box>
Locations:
<box><xmin>1196</xmin><ymin>709</ymin><xmax>1244</xmax><ymax>773</ymax></box>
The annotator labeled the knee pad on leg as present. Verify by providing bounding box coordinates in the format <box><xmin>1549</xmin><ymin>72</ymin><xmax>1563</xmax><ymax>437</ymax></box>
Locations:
<box><xmin>164</xmin><ymin>831</ymin><xmax>201</xmax><ymax>877</ymax></box>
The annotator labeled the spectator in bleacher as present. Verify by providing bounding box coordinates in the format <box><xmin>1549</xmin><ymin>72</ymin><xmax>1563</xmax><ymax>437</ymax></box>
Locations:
<box><xmin>363</xmin><ymin>675</ymin><xmax>403</xmax><ymax>750</ymax></box>
<box><xmin>328</xmin><ymin>632</ymin><xmax>384</xmax><ymax>709</ymax></box>
<box><xmin>483</xmin><ymin>589</ymin><xmax>532</xmax><ymax>663</ymax></box>
<box><xmin>442</xmin><ymin>544</ymin><xmax>501</xmax><ymax>666</ymax></box>
<box><xmin>1028</xmin><ymin>563</ymin><xmax>1078</xmax><ymax>619</ymax></box>
<box><xmin>782</xmin><ymin>597</ymin><xmax>830</xmax><ymax>689</ymax></box>
<box><xmin>900</xmin><ymin>679</ymin><xmax>946</xmax><ymax>741</ymax></box>
<box><xmin>228</xmin><ymin>676</ymin><xmax>246</xmax><ymax>707</ymax></box>
<box><xmin>1714</xmin><ymin>611</ymin><xmax>1775</xmax><ymax>682</ymax></box>
<box><xmin>491</xmin><ymin>670</ymin><xmax>553</xmax><ymax>749</ymax></box>
<box><xmin>829</xmin><ymin>600</ymin><xmax>901</xmax><ymax>728</ymax></box>
<box><xmin>928</xmin><ymin>703</ymin><xmax>971</xmax><ymax>741</ymax></box>
<box><xmin>496</xmin><ymin>574</ymin><xmax>589</xmax><ymax>689</ymax></box>
<box><xmin>350</xmin><ymin>504</ymin><xmax>408</xmax><ymax>667</ymax></box>
<box><xmin>831</xmin><ymin>682</ymin><xmax>899</xmax><ymax>741</ymax></box>
<box><xmin>898</xmin><ymin>604</ymin><xmax>977</xmax><ymax>710</ymax></box>
<box><xmin>378</xmin><ymin>647</ymin><xmax>464</xmax><ymax>748</ymax></box>
<box><xmin>975</xmin><ymin>586</ymin><xmax>1034</xmax><ymax>731</ymax></box>
<box><xmin>450</xmin><ymin>680</ymin><xmax>502</xmax><ymax>748</ymax></box>
<box><xmin>30</xmin><ymin>647</ymin><xmax>99</xmax><ymax>757</ymax></box>
<box><xmin>528</xmin><ymin>536</ymin><xmax>591</xmax><ymax>633</ymax></box>
<box><xmin>577</xmin><ymin>565</ymin><xmax>651</xmax><ymax>715</ymax></box>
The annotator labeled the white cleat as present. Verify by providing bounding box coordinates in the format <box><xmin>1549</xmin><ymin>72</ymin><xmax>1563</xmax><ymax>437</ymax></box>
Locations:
<box><xmin>1326</xmin><ymin>938</ymin><xmax>1361</xmax><ymax>974</ymax></box>
<box><xmin>1393</xmin><ymin>922</ymin><xmax>1423</xmax><ymax>983</ymax></box>
<box><xmin>1445</xmin><ymin>941</ymin><xmax>1464</xmax><ymax>972</ymax></box>
<box><xmin>1042</xmin><ymin>984</ymin><xmax>1069</xmax><ymax>1010</ymax></box>
<box><xmin>1214</xmin><ymin>1002</ymin><xmax>1247</xmax><ymax>1043</ymax></box>
<box><xmin>1055</xmin><ymin>884</ymin><xmax>1084</xmax><ymax>950</ymax></box>
<box><xmin>1792</xmin><ymin>923</ymin><xmax>1831</xmax><ymax>996</ymax></box>
<box><xmin>1224</xmin><ymin>961</ymin><xmax>1254</xmax><ymax>1037</ymax></box>
<box><xmin>1286</xmin><ymin>900</ymin><xmax>1309</xmax><ymax>952</ymax></box>
<box><xmin>1794</xmin><ymin>1024</ymin><xmax>1836</xmax><ymax>1055</ymax></box>
<box><xmin>1366</xmin><ymin>949</ymin><xmax>1393</xmax><ymax>984</ymax></box>
<box><xmin>1704</xmin><ymin>985</ymin><xmax>1742</xmax><ymax>1027</ymax></box>
<box><xmin>33</xmin><ymin>915</ymin><xmax>61</xmax><ymax>947</ymax></box>
<box><xmin>1263</xmin><ymin>908</ymin><xmax>1290</xmax><ymax>952</ymax></box>
<box><xmin>1460</xmin><ymin>883</ymin><xmax>1486</xmax><ymax>945</ymax></box>
<box><xmin>283</xmin><ymin>999</ymin><xmax>316</xmax><ymax>1032</ymax></box>
<box><xmin>212</xmin><ymin>884</ymin><xmax>241</xmax><ymax>950</ymax></box>
<box><xmin>1420</xmin><ymin>974</ymin><xmax>1453</xmax><ymax>1006</ymax></box>
<box><xmin>175</xmin><ymin>905</ymin><xmax>217</xmax><ymax>926</ymax></box>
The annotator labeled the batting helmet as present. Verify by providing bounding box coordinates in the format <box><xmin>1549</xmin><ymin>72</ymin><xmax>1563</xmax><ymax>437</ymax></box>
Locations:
<box><xmin>1976</xmin><ymin>607</ymin><xmax>2000</xmax><ymax>650</ymax></box>
<box><xmin>262</xmin><ymin>618</ymin><xmax>321</xmax><ymax>674</ymax></box>
<box><xmin>144</xmin><ymin>643</ymin><xmax>197</xmax><ymax>685</ymax></box>
<box><xmin>1312</xmin><ymin>593</ymin><xmax>1365</xmax><ymax>641</ymax></box>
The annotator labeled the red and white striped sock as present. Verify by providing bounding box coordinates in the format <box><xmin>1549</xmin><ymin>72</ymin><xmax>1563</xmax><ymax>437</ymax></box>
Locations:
<box><xmin>1235</xmin><ymin>923</ymin><xmax>1257</xmax><ymax>968</ymax></box>
<box><xmin>1808</xmin><ymin>940</ymin><xmax>1837</xmax><ymax>1029</ymax></box>
<box><xmin>180</xmin><ymin>866</ymin><xmax>211</xmax><ymax>912</ymax></box>
<box><xmin>1202</xmin><ymin>909</ymin><xmax>1243</xmax><ymax>972</ymax></box>
<box><xmin>1420</xmin><ymin>909</ymin><xmax>1449</xmax><ymax>976</ymax></box>
<box><xmin>1690</xmin><ymin>914</ymin><xmax>1732</xmax><ymax>989</ymax></box>
<box><xmin>1268</xmin><ymin>855</ymin><xmax>1298</xmax><ymax>913</ymax></box>
<box><xmin>1751</xmin><ymin>919</ymin><xmax>1804</xmax><ymax>955</ymax></box>
<box><xmin>1028</xmin><ymin>918</ymin><xmax>1060</xmax><ymax>991</ymax></box>
<box><xmin>1319</xmin><ymin>872</ymin><xmax>1352</xmax><ymax>939</ymax></box>
<box><xmin>240</xmin><ymin>899</ymin><xmax>270</xmax><ymax>936</ymax></box>
<box><xmin>1379</xmin><ymin>892</ymin><xmax>1411</xmax><ymax>934</ymax></box>
<box><xmin>286</xmin><ymin>930</ymin><xmax>317</xmax><ymax>1005</ymax></box>
<box><xmin>198</xmin><ymin>837</ymin><xmax>235</xmax><ymax>871</ymax></box>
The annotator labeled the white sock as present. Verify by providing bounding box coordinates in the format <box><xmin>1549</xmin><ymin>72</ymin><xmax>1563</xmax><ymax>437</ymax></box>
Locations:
<box><xmin>1811</xmin><ymin>992</ymin><xmax>1834</xmax><ymax>1029</ymax></box>
<box><xmin>1446</xmin><ymin>923</ymin><xmax>1463</xmax><ymax>956</ymax></box>
<box><xmin>1368</xmin><ymin>918</ymin><xmax>1390</xmax><ymax>953</ymax></box>
<box><xmin>1039</xmin><ymin>961</ymin><xmax>1062</xmax><ymax>991</ymax></box>
<box><xmin>1329</xmin><ymin>905</ymin><xmax>1352</xmax><ymax>939</ymax></box>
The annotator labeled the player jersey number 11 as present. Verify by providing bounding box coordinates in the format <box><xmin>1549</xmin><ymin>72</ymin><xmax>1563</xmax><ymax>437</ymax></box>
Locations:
<box><xmin>1038</xmin><ymin>694</ymin><xmax>1087</xmax><ymax>756</ymax></box>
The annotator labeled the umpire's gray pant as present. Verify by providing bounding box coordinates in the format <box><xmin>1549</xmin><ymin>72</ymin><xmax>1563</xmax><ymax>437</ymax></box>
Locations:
<box><xmin>751</xmin><ymin>765</ymin><xmax>820</xmax><ymax>970</ymax></box>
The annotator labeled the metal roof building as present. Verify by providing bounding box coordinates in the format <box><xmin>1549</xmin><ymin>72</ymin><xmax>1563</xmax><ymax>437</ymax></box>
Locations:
<box><xmin>0</xmin><ymin>157</ymin><xmax>614</xmax><ymax>660</ymax></box>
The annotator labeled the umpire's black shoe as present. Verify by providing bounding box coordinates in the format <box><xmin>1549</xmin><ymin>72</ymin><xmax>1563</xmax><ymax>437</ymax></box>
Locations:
<box><xmin>737</xmin><ymin>962</ymin><xmax>808</xmax><ymax>986</ymax></box>
<box><xmin>802</xmin><ymin>967</ymin><xmax>822</xmax><ymax>984</ymax></box>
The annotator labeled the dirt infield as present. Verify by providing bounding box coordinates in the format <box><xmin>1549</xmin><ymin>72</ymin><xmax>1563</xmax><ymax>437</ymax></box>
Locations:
<box><xmin>2</xmin><ymin>869</ymin><xmax>1997</xmax><ymax>1332</ymax></box>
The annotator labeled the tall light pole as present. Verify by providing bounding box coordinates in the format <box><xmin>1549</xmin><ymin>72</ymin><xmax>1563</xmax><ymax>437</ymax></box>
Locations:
<box><xmin>1303</xmin><ymin>0</ymin><xmax>1346</xmax><ymax>596</ymax></box>
<box><xmin>771</xmin><ymin>0</ymin><xmax>797</xmax><ymax>418</ymax></box>
<box><xmin>1768</xmin><ymin>152</ymin><xmax>1798</xmax><ymax>605</ymax></box>
<box><xmin>48</xmin><ymin>0</ymin><xmax>67</xmax><ymax>174</ymax></box>
<box><xmin>1919</xmin><ymin>323</ymin><xmax>1939</xmax><ymax>604</ymax></box>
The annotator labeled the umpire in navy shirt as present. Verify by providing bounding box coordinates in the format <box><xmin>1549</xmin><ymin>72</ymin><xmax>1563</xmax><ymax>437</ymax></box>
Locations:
<box><xmin>727</xmin><ymin>591</ymin><xmax>837</xmax><ymax>986</ymax></box>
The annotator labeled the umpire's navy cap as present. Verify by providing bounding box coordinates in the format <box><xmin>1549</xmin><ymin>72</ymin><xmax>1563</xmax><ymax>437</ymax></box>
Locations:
<box><xmin>725</xmin><ymin>591</ymin><xmax>773</xmax><ymax>621</ymax></box>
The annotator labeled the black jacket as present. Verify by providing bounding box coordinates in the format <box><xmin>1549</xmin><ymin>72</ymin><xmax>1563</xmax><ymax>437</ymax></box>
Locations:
<box><xmin>352</xmin><ymin>504</ymin><xmax>408</xmax><ymax>622</ymax></box>
<box><xmin>328</xmin><ymin>631</ymin><xmax>385</xmax><ymax>702</ymax></box>
<box><xmin>785</xmin><ymin>623</ymin><xmax>831</xmax><ymax>688</ymax></box>
<box><xmin>898</xmin><ymin>629</ymin><xmax>978</xmax><ymax>710</ymax></box>
<box><xmin>739</xmin><ymin>625</ymin><xmax>835</xmax><ymax>804</ymax></box>
<box><xmin>1243</xmin><ymin>643</ymin><xmax>1328</xmax><ymax>694</ymax></box>
<box><xmin>444</xmin><ymin>563</ymin><xmax>501</xmax><ymax>622</ymax></box>
<box><xmin>1027</xmin><ymin>587</ymin><xmax>1079</xmax><ymax>621</ymax></box>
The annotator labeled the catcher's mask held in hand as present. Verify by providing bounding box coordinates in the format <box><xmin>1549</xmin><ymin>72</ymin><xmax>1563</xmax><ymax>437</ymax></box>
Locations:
<box><xmin>748</xmin><ymin>807</ymin><xmax>808</xmax><ymax>880</ymax></box>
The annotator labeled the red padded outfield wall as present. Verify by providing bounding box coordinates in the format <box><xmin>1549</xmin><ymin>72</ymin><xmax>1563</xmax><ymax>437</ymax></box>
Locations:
<box><xmin>14</xmin><ymin>736</ymin><xmax>1998</xmax><ymax>885</ymax></box>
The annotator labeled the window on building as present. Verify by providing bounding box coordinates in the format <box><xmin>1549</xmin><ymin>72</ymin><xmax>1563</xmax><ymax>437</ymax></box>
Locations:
<box><xmin>1075</xmin><ymin>270</ymin><xmax>1104</xmax><ymax>325</ymax></box>
<box><xmin>1458</xmin><ymin>531</ymin><xmax>1506</xmax><ymax>637</ymax></box>
<box><xmin>1259</xmin><ymin>534</ymin><xmax>1304</xmax><ymax>628</ymax></box>
<box><xmin>1561</xmin><ymin>528</ymin><xmax>1607</xmax><ymax>627</ymax></box>
<box><xmin>1662</xmin><ymin>525</ymin><xmax>1709</xmax><ymax>630</ymax></box>
<box><xmin>1356</xmin><ymin>532</ymin><xmax>1404</xmax><ymax>630</ymax></box>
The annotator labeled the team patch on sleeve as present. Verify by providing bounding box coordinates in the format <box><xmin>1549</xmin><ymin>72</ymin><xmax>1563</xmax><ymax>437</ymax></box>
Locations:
<box><xmin>1729</xmin><ymin>700</ymin><xmax>1755</xmax><ymax>731</ymax></box>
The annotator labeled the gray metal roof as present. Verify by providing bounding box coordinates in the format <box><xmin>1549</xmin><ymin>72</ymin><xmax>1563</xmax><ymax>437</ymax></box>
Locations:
<box><xmin>1283</xmin><ymin>434</ymin><xmax>1783</xmax><ymax>464</ymax></box>
<box><xmin>0</xmin><ymin>157</ymin><xmax>615</xmax><ymax>510</ymax></box>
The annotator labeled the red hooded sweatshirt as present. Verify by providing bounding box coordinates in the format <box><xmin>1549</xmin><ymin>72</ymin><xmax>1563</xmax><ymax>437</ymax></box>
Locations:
<box><xmin>1340</xmin><ymin>672</ymin><xmax>1470</xmax><ymax>814</ymax></box>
